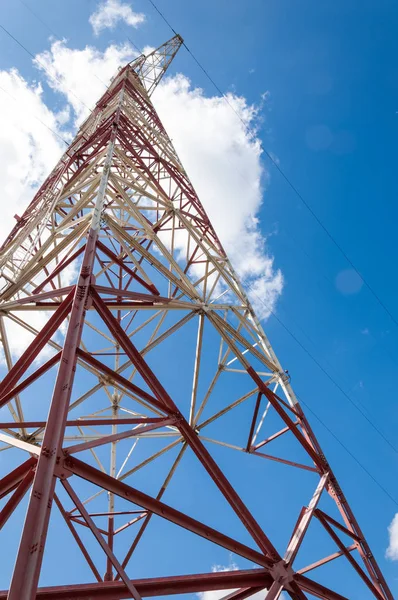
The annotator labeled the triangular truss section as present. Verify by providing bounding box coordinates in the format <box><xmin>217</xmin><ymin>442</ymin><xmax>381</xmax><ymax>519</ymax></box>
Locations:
<box><xmin>0</xmin><ymin>36</ymin><xmax>392</xmax><ymax>600</ymax></box>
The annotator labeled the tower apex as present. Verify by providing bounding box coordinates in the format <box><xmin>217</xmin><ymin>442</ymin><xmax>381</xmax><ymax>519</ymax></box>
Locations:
<box><xmin>130</xmin><ymin>34</ymin><xmax>184</xmax><ymax>95</ymax></box>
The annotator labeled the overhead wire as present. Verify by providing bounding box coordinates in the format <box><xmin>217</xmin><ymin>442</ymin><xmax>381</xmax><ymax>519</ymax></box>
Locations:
<box><xmin>296</xmin><ymin>392</ymin><xmax>398</xmax><ymax>506</ymax></box>
<box><xmin>125</xmin><ymin>33</ymin><xmax>144</xmax><ymax>56</ymax></box>
<box><xmin>16</xmin><ymin>0</ymin><xmax>109</xmax><ymax>89</ymax></box>
<box><xmin>0</xmin><ymin>22</ymin><xmax>92</xmax><ymax>112</ymax></box>
<box><xmin>0</xmin><ymin>83</ymin><xmax>69</xmax><ymax>145</ymax></box>
<box><xmin>149</xmin><ymin>0</ymin><xmax>398</xmax><ymax>390</ymax></box>
<box><xmin>281</xmin><ymin>226</ymin><xmax>398</xmax><ymax>377</ymax></box>
<box><xmin>148</xmin><ymin>0</ymin><xmax>398</xmax><ymax>400</ymax></box>
<box><xmin>146</xmin><ymin>0</ymin><xmax>398</xmax><ymax>333</ymax></box>
<box><xmin>18</xmin><ymin>0</ymin><xmax>60</xmax><ymax>40</ymax></box>
<box><xmin>146</xmin><ymin>0</ymin><xmax>398</xmax><ymax>507</ymax></box>
<box><xmin>245</xmin><ymin>280</ymin><xmax>398</xmax><ymax>454</ymax></box>
<box><xmin>0</xmin><ymin>0</ymin><xmax>126</xmax><ymax>150</ymax></box>
<box><xmin>245</xmin><ymin>280</ymin><xmax>398</xmax><ymax>505</ymax></box>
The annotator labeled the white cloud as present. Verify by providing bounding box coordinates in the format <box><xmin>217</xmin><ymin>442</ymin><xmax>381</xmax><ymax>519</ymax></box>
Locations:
<box><xmin>89</xmin><ymin>0</ymin><xmax>145</xmax><ymax>36</ymax></box>
<box><xmin>32</xmin><ymin>41</ymin><xmax>282</xmax><ymax>317</ymax></box>
<box><xmin>0</xmin><ymin>35</ymin><xmax>281</xmax><ymax>360</ymax></box>
<box><xmin>0</xmin><ymin>311</ymin><xmax>56</xmax><ymax>364</ymax></box>
<box><xmin>0</xmin><ymin>68</ymin><xmax>65</xmax><ymax>246</ymax></box>
<box><xmin>154</xmin><ymin>75</ymin><xmax>283</xmax><ymax>317</ymax></box>
<box><xmin>197</xmin><ymin>563</ymin><xmax>286</xmax><ymax>600</ymax></box>
<box><xmin>34</xmin><ymin>40</ymin><xmax>138</xmax><ymax>124</ymax></box>
<box><xmin>386</xmin><ymin>513</ymin><xmax>398</xmax><ymax>560</ymax></box>
<box><xmin>0</xmin><ymin>67</ymin><xmax>70</xmax><ymax>359</ymax></box>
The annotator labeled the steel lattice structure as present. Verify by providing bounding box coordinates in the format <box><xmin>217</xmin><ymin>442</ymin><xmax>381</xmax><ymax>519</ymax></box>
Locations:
<box><xmin>0</xmin><ymin>36</ymin><xmax>393</xmax><ymax>600</ymax></box>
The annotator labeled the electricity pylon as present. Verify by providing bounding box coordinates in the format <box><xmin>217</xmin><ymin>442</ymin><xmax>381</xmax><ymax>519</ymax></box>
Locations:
<box><xmin>0</xmin><ymin>36</ymin><xmax>392</xmax><ymax>600</ymax></box>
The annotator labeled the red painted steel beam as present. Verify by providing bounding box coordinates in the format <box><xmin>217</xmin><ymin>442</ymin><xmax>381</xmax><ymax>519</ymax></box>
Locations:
<box><xmin>0</xmin><ymin>351</ymin><xmax>61</xmax><ymax>410</ymax></box>
<box><xmin>64</xmin><ymin>455</ymin><xmax>273</xmax><ymax>568</ymax></box>
<box><xmin>75</xmin><ymin>347</ymin><xmax>169</xmax><ymax>414</ymax></box>
<box><xmin>96</xmin><ymin>241</ymin><xmax>159</xmax><ymax>295</ymax></box>
<box><xmin>91</xmin><ymin>288</ymin><xmax>281</xmax><ymax>562</ymax></box>
<box><xmin>53</xmin><ymin>494</ymin><xmax>102</xmax><ymax>582</ymax></box>
<box><xmin>264</xmin><ymin>581</ymin><xmax>284</xmax><ymax>600</ymax></box>
<box><xmin>315</xmin><ymin>509</ymin><xmax>363</xmax><ymax>543</ymax></box>
<box><xmin>33</xmin><ymin>244</ymin><xmax>86</xmax><ymax>294</ymax></box>
<box><xmin>298</xmin><ymin>545</ymin><xmax>357</xmax><ymax>575</ymax></box>
<box><xmin>252</xmin><ymin>424</ymin><xmax>297</xmax><ymax>451</ymax></box>
<box><xmin>6</xmin><ymin>288</ymin><xmax>84</xmax><ymax>597</ymax></box>
<box><xmin>294</xmin><ymin>574</ymin><xmax>349</xmax><ymax>600</ymax></box>
<box><xmin>0</xmin><ymin>468</ymin><xmax>34</xmax><ymax>529</ymax></box>
<box><xmin>0</xmin><ymin>569</ymin><xmax>275</xmax><ymax>599</ymax></box>
<box><xmin>251</xmin><ymin>450</ymin><xmax>318</xmax><ymax>472</ymax></box>
<box><xmin>0</xmin><ymin>569</ymin><xmax>350</xmax><ymax>600</ymax></box>
<box><xmin>288</xmin><ymin>584</ymin><xmax>309</xmax><ymax>600</ymax></box>
<box><xmin>0</xmin><ymin>456</ymin><xmax>36</xmax><ymax>499</ymax></box>
<box><xmin>65</xmin><ymin>417</ymin><xmax>174</xmax><ymax>454</ymax></box>
<box><xmin>246</xmin><ymin>391</ymin><xmax>261</xmax><ymax>452</ymax></box>
<box><xmin>316</xmin><ymin>512</ymin><xmax>384</xmax><ymax>600</ymax></box>
<box><xmin>0</xmin><ymin>292</ymin><xmax>73</xmax><ymax>399</ymax></box>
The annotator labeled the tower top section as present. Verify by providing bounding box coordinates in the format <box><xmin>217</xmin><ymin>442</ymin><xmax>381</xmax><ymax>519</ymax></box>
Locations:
<box><xmin>129</xmin><ymin>34</ymin><xmax>183</xmax><ymax>96</ymax></box>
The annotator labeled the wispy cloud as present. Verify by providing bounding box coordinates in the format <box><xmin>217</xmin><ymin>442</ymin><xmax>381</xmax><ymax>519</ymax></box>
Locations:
<box><xmin>154</xmin><ymin>75</ymin><xmax>283</xmax><ymax>317</ymax></box>
<box><xmin>89</xmin><ymin>0</ymin><xmax>145</xmax><ymax>36</ymax></box>
<box><xmin>386</xmin><ymin>513</ymin><xmax>398</xmax><ymax>560</ymax></box>
<box><xmin>32</xmin><ymin>42</ymin><xmax>283</xmax><ymax>318</ymax></box>
<box><xmin>197</xmin><ymin>563</ymin><xmax>286</xmax><ymax>600</ymax></box>
<box><xmin>0</xmin><ymin>14</ymin><xmax>283</xmax><ymax>362</ymax></box>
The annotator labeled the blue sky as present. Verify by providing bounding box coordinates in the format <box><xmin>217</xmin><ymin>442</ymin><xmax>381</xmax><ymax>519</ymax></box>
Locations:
<box><xmin>0</xmin><ymin>0</ymin><xmax>398</xmax><ymax>597</ymax></box>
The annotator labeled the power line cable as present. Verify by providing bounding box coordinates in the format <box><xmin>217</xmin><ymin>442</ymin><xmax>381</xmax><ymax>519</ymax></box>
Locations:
<box><xmin>0</xmin><ymin>21</ymin><xmax>91</xmax><ymax>112</ymax></box>
<box><xmin>146</xmin><ymin>0</ymin><xmax>398</xmax><ymax>333</ymax></box>
<box><xmin>244</xmin><ymin>281</ymin><xmax>398</xmax><ymax>505</ymax></box>
<box><xmin>18</xmin><ymin>0</ymin><xmax>60</xmax><ymax>40</ymax></box>
<box><xmin>296</xmin><ymin>392</ymin><xmax>398</xmax><ymax>506</ymax></box>
<box><xmin>281</xmin><ymin>226</ymin><xmax>398</xmax><ymax>376</ymax></box>
<box><xmin>146</xmin><ymin>0</ymin><xmax>398</xmax><ymax>506</ymax></box>
<box><xmin>147</xmin><ymin>0</ymin><xmax>398</xmax><ymax>394</ymax></box>
<box><xmin>219</xmin><ymin>275</ymin><xmax>398</xmax><ymax>506</ymax></box>
<box><xmin>126</xmin><ymin>34</ymin><xmax>144</xmax><ymax>56</ymax></box>
<box><xmin>16</xmin><ymin>0</ymin><xmax>108</xmax><ymax>89</ymax></box>
<box><xmin>147</xmin><ymin>0</ymin><xmax>179</xmax><ymax>36</ymax></box>
<box><xmin>245</xmin><ymin>280</ymin><xmax>398</xmax><ymax>454</ymax></box>
<box><xmin>0</xmin><ymin>83</ymin><xmax>68</xmax><ymax>145</ymax></box>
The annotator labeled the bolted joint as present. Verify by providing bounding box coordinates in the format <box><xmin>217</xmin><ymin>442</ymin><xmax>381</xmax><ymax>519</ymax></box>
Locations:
<box><xmin>98</xmin><ymin>374</ymin><xmax>113</xmax><ymax>386</ymax></box>
<box><xmin>55</xmin><ymin>456</ymin><xmax>73</xmax><ymax>480</ymax></box>
<box><xmin>174</xmin><ymin>411</ymin><xmax>185</xmax><ymax>423</ymax></box>
<box><xmin>112</xmin><ymin>392</ymin><xmax>121</xmax><ymax>406</ymax></box>
<box><xmin>41</xmin><ymin>446</ymin><xmax>55</xmax><ymax>459</ymax></box>
<box><xmin>279</xmin><ymin>369</ymin><xmax>291</xmax><ymax>385</ymax></box>
<box><xmin>270</xmin><ymin>560</ymin><xmax>294</xmax><ymax>586</ymax></box>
